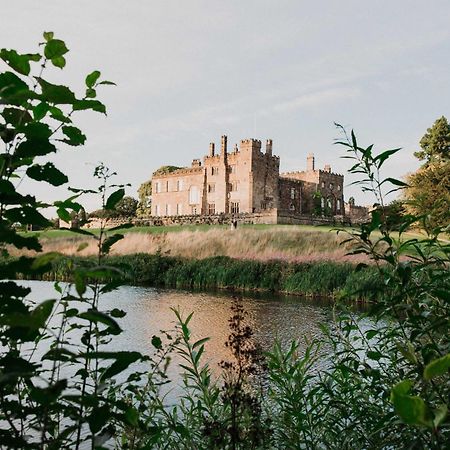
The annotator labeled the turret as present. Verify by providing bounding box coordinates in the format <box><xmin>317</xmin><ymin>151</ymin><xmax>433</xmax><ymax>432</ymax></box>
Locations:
<box><xmin>209</xmin><ymin>142</ymin><xmax>215</xmax><ymax>157</ymax></box>
<box><xmin>307</xmin><ymin>153</ymin><xmax>315</xmax><ymax>171</ymax></box>
<box><xmin>221</xmin><ymin>135</ymin><xmax>227</xmax><ymax>162</ymax></box>
<box><xmin>266</xmin><ymin>139</ymin><xmax>273</xmax><ymax>156</ymax></box>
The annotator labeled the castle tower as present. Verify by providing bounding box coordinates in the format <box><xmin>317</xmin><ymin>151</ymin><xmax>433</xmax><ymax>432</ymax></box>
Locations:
<box><xmin>209</xmin><ymin>142</ymin><xmax>215</xmax><ymax>157</ymax></box>
<box><xmin>307</xmin><ymin>153</ymin><xmax>315</xmax><ymax>171</ymax></box>
<box><xmin>220</xmin><ymin>135</ymin><xmax>227</xmax><ymax>162</ymax></box>
<box><xmin>266</xmin><ymin>139</ymin><xmax>273</xmax><ymax>156</ymax></box>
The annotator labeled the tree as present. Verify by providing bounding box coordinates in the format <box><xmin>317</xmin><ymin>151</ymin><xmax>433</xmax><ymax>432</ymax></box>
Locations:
<box><xmin>116</xmin><ymin>195</ymin><xmax>138</xmax><ymax>217</ymax></box>
<box><xmin>406</xmin><ymin>116</ymin><xmax>450</xmax><ymax>231</ymax></box>
<box><xmin>415</xmin><ymin>116</ymin><xmax>450</xmax><ymax>164</ymax></box>
<box><xmin>137</xmin><ymin>179</ymin><xmax>152</xmax><ymax>217</ymax></box>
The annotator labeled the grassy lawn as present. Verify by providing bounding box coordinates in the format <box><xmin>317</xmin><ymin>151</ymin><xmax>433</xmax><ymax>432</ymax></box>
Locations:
<box><xmin>23</xmin><ymin>223</ymin><xmax>343</xmax><ymax>239</ymax></box>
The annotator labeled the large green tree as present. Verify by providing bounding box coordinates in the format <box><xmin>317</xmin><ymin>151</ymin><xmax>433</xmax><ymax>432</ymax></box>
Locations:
<box><xmin>406</xmin><ymin>116</ymin><xmax>450</xmax><ymax>231</ymax></box>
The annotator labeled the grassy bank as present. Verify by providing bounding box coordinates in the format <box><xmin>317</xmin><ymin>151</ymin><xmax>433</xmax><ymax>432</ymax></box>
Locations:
<box><xmin>14</xmin><ymin>224</ymin><xmax>366</xmax><ymax>263</ymax></box>
<box><xmin>4</xmin><ymin>253</ymin><xmax>382</xmax><ymax>300</ymax></box>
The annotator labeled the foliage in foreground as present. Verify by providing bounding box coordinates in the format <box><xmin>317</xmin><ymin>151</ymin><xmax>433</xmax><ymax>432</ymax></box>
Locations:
<box><xmin>0</xmin><ymin>33</ymin><xmax>449</xmax><ymax>449</ymax></box>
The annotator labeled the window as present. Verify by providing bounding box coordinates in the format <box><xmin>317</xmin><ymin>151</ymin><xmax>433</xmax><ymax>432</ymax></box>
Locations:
<box><xmin>337</xmin><ymin>199</ymin><xmax>341</xmax><ymax>211</ymax></box>
<box><xmin>337</xmin><ymin>185</ymin><xmax>341</xmax><ymax>191</ymax></box>
<box><xmin>229</xmin><ymin>165</ymin><xmax>236</xmax><ymax>174</ymax></box>
<box><xmin>211</xmin><ymin>167</ymin><xmax>219</xmax><ymax>175</ymax></box>
<box><xmin>208</xmin><ymin>203</ymin><xmax>215</xmax><ymax>215</ymax></box>
<box><xmin>208</xmin><ymin>183</ymin><xmax>215</xmax><ymax>193</ymax></box>
<box><xmin>165</xmin><ymin>204</ymin><xmax>171</xmax><ymax>216</ymax></box>
<box><xmin>290</xmin><ymin>188</ymin><xmax>296</xmax><ymax>199</ymax></box>
<box><xmin>260</xmin><ymin>201</ymin><xmax>266</xmax><ymax>210</ymax></box>
<box><xmin>154</xmin><ymin>204</ymin><xmax>159</xmax><ymax>216</ymax></box>
<box><xmin>321</xmin><ymin>181</ymin><xmax>325</xmax><ymax>188</ymax></box>
<box><xmin>327</xmin><ymin>198</ymin><xmax>332</xmax><ymax>209</ymax></box>
<box><xmin>189</xmin><ymin>186</ymin><xmax>199</xmax><ymax>204</ymax></box>
<box><xmin>166</xmin><ymin>180</ymin><xmax>170</xmax><ymax>192</ymax></box>
<box><xmin>176</xmin><ymin>180</ymin><xmax>183</xmax><ymax>191</ymax></box>
<box><xmin>230</xmin><ymin>181</ymin><xmax>238</xmax><ymax>192</ymax></box>
<box><xmin>176</xmin><ymin>203</ymin><xmax>183</xmax><ymax>215</ymax></box>
<box><xmin>329</xmin><ymin>183</ymin><xmax>334</xmax><ymax>190</ymax></box>
<box><xmin>231</xmin><ymin>202</ymin><xmax>240</xmax><ymax>214</ymax></box>
<box><xmin>154</xmin><ymin>181</ymin><xmax>161</xmax><ymax>193</ymax></box>
<box><xmin>289</xmin><ymin>203</ymin><xmax>295</xmax><ymax>211</ymax></box>
<box><xmin>320</xmin><ymin>198</ymin><xmax>325</xmax><ymax>209</ymax></box>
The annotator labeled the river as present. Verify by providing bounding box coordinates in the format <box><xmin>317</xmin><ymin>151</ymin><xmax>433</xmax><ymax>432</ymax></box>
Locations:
<box><xmin>19</xmin><ymin>280</ymin><xmax>335</xmax><ymax>371</ymax></box>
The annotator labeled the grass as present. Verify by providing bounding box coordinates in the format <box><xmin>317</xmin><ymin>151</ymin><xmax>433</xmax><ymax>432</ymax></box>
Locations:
<box><xmin>5</xmin><ymin>252</ymin><xmax>382</xmax><ymax>300</ymax></box>
<box><xmin>16</xmin><ymin>223</ymin><xmax>428</xmax><ymax>264</ymax></box>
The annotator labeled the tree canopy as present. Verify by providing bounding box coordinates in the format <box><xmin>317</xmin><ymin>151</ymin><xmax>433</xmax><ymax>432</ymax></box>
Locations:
<box><xmin>406</xmin><ymin>116</ymin><xmax>450</xmax><ymax>231</ymax></box>
<box><xmin>415</xmin><ymin>116</ymin><xmax>450</xmax><ymax>164</ymax></box>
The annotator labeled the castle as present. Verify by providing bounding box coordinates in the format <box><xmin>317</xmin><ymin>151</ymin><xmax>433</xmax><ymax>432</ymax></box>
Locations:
<box><xmin>150</xmin><ymin>135</ymin><xmax>347</xmax><ymax>222</ymax></box>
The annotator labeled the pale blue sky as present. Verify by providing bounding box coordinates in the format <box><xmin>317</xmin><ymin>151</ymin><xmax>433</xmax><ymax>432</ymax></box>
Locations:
<box><xmin>1</xmin><ymin>1</ymin><xmax>449</xmax><ymax>211</ymax></box>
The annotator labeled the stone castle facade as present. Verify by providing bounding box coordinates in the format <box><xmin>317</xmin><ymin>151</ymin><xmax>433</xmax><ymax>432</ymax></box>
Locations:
<box><xmin>150</xmin><ymin>135</ymin><xmax>345</xmax><ymax>220</ymax></box>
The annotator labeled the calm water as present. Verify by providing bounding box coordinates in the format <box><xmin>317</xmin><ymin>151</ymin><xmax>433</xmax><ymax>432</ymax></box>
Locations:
<box><xmin>19</xmin><ymin>280</ymin><xmax>335</xmax><ymax>373</ymax></box>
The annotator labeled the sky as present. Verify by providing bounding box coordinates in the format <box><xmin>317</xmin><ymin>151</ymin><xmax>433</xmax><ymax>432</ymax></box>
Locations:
<box><xmin>1</xmin><ymin>0</ymin><xmax>449</xmax><ymax>212</ymax></box>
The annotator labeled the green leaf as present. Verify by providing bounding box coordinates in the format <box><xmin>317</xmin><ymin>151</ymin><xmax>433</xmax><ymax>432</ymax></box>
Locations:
<box><xmin>61</xmin><ymin>125</ymin><xmax>86</xmax><ymax>146</ymax></box>
<box><xmin>27</xmin><ymin>162</ymin><xmax>68</xmax><ymax>186</ymax></box>
<box><xmin>74</xmin><ymin>272</ymin><xmax>86</xmax><ymax>297</ymax></box>
<box><xmin>4</xmin><ymin>206</ymin><xmax>50</xmax><ymax>227</ymax></box>
<box><xmin>51</xmin><ymin>55</ymin><xmax>66</xmax><ymax>69</ymax></box>
<box><xmin>101</xmin><ymin>234</ymin><xmax>123</xmax><ymax>254</ymax></box>
<box><xmin>391</xmin><ymin>380</ymin><xmax>432</xmax><ymax>427</ymax></box>
<box><xmin>77</xmin><ymin>242</ymin><xmax>89</xmax><ymax>252</ymax></box>
<box><xmin>31</xmin><ymin>252</ymin><xmax>61</xmax><ymax>270</ymax></box>
<box><xmin>49</xmin><ymin>106</ymin><xmax>72</xmax><ymax>123</ymax></box>
<box><xmin>88</xmin><ymin>405</ymin><xmax>111</xmax><ymax>433</ymax></box>
<box><xmin>30</xmin><ymin>299</ymin><xmax>56</xmax><ymax>328</ymax></box>
<box><xmin>72</xmin><ymin>99</ymin><xmax>106</xmax><ymax>114</ymax></box>
<box><xmin>2</xmin><ymin>107</ymin><xmax>32</xmax><ymax>127</ymax></box>
<box><xmin>38</xmin><ymin>78</ymin><xmax>76</xmax><ymax>104</ymax></box>
<box><xmin>105</xmin><ymin>188</ymin><xmax>125</xmax><ymax>210</ymax></box>
<box><xmin>433</xmin><ymin>404</ymin><xmax>448</xmax><ymax>428</ymax></box>
<box><xmin>85</xmin><ymin>70</ymin><xmax>101</xmax><ymax>88</ymax></box>
<box><xmin>57</xmin><ymin>207</ymin><xmax>72</xmax><ymax>223</ymax></box>
<box><xmin>43</xmin><ymin>31</ymin><xmax>54</xmax><ymax>41</ymax></box>
<box><xmin>424</xmin><ymin>354</ymin><xmax>450</xmax><ymax>380</ymax></box>
<box><xmin>44</xmin><ymin>39</ymin><xmax>69</xmax><ymax>60</ymax></box>
<box><xmin>151</xmin><ymin>335</ymin><xmax>162</xmax><ymax>350</ymax></box>
<box><xmin>78</xmin><ymin>309</ymin><xmax>122</xmax><ymax>334</ymax></box>
<box><xmin>33</xmin><ymin>102</ymin><xmax>49</xmax><ymax>120</ymax></box>
<box><xmin>86</xmin><ymin>88</ymin><xmax>96</xmax><ymax>98</ymax></box>
<box><xmin>124</xmin><ymin>407</ymin><xmax>139</xmax><ymax>426</ymax></box>
<box><xmin>0</xmin><ymin>49</ymin><xmax>40</xmax><ymax>76</ymax></box>
<box><xmin>0</xmin><ymin>71</ymin><xmax>32</xmax><ymax>105</ymax></box>
<box><xmin>100</xmin><ymin>352</ymin><xmax>142</xmax><ymax>382</ymax></box>
<box><xmin>374</xmin><ymin>148</ymin><xmax>402</xmax><ymax>168</ymax></box>
<box><xmin>110</xmin><ymin>308</ymin><xmax>126</xmax><ymax>318</ymax></box>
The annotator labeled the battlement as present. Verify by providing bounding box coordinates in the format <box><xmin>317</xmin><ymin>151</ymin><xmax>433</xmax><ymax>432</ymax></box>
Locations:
<box><xmin>152</xmin><ymin>166</ymin><xmax>203</xmax><ymax>178</ymax></box>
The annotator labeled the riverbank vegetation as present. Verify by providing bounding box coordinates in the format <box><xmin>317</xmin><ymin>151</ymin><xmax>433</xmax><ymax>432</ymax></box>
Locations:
<box><xmin>2</xmin><ymin>253</ymin><xmax>381</xmax><ymax>299</ymax></box>
<box><xmin>0</xmin><ymin>34</ymin><xmax>448</xmax><ymax>449</ymax></box>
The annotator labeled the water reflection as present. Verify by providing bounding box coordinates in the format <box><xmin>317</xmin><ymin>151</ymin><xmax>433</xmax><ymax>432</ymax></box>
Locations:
<box><xmin>20</xmin><ymin>281</ymin><xmax>333</xmax><ymax>380</ymax></box>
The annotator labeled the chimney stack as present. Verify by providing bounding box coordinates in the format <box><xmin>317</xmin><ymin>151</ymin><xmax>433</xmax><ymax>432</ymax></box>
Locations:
<box><xmin>307</xmin><ymin>153</ymin><xmax>315</xmax><ymax>171</ymax></box>
<box><xmin>209</xmin><ymin>142</ymin><xmax>215</xmax><ymax>157</ymax></box>
<box><xmin>266</xmin><ymin>139</ymin><xmax>273</xmax><ymax>156</ymax></box>
<box><xmin>221</xmin><ymin>135</ymin><xmax>227</xmax><ymax>159</ymax></box>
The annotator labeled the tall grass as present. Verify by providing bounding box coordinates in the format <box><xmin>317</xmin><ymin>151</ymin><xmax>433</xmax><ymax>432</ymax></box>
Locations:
<box><xmin>4</xmin><ymin>253</ymin><xmax>381</xmax><ymax>300</ymax></box>
<box><xmin>12</xmin><ymin>226</ymin><xmax>364</xmax><ymax>263</ymax></box>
